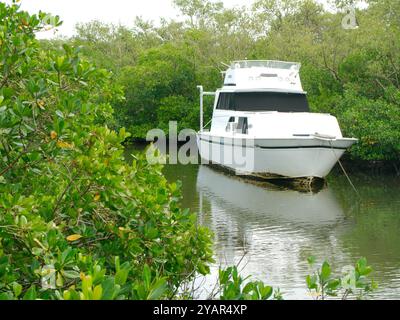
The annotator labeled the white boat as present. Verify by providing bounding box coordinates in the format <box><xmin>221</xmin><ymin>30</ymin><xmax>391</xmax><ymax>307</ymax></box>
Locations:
<box><xmin>196</xmin><ymin>60</ymin><xmax>357</xmax><ymax>182</ymax></box>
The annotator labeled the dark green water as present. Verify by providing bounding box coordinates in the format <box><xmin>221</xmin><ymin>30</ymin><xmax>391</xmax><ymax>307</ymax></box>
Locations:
<box><xmin>127</xmin><ymin>145</ymin><xmax>400</xmax><ymax>299</ymax></box>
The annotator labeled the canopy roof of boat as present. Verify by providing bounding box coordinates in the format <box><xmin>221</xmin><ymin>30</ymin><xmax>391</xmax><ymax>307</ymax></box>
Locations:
<box><xmin>223</xmin><ymin>60</ymin><xmax>304</xmax><ymax>92</ymax></box>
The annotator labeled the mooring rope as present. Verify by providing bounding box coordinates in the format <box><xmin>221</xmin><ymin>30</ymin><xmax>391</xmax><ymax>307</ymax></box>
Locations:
<box><xmin>337</xmin><ymin>157</ymin><xmax>360</xmax><ymax>197</ymax></box>
<box><xmin>328</xmin><ymin>140</ymin><xmax>360</xmax><ymax>197</ymax></box>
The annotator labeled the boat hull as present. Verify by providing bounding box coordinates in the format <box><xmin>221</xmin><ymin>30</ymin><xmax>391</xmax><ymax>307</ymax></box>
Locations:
<box><xmin>197</xmin><ymin>133</ymin><xmax>356</xmax><ymax>179</ymax></box>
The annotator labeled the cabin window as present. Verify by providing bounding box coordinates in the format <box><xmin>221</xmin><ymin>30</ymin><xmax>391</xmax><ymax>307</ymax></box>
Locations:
<box><xmin>226</xmin><ymin>117</ymin><xmax>248</xmax><ymax>134</ymax></box>
<box><xmin>225</xmin><ymin>117</ymin><xmax>236</xmax><ymax>132</ymax></box>
<box><xmin>216</xmin><ymin>93</ymin><xmax>235</xmax><ymax>110</ymax></box>
<box><xmin>237</xmin><ymin>117</ymin><xmax>248</xmax><ymax>134</ymax></box>
<box><xmin>216</xmin><ymin>92</ymin><xmax>309</xmax><ymax>112</ymax></box>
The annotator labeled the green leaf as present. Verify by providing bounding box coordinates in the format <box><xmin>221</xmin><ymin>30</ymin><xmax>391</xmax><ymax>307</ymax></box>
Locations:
<box><xmin>142</xmin><ymin>264</ymin><xmax>151</xmax><ymax>289</ymax></box>
<box><xmin>219</xmin><ymin>268</ymin><xmax>229</xmax><ymax>285</ymax></box>
<box><xmin>32</xmin><ymin>247</ymin><xmax>43</xmax><ymax>256</ymax></box>
<box><xmin>321</xmin><ymin>261</ymin><xmax>331</xmax><ymax>282</ymax></box>
<box><xmin>114</xmin><ymin>256</ymin><xmax>120</xmax><ymax>272</ymax></box>
<box><xmin>326</xmin><ymin>279</ymin><xmax>341</xmax><ymax>291</ymax></box>
<box><xmin>147</xmin><ymin>278</ymin><xmax>167</xmax><ymax>300</ymax></box>
<box><xmin>242</xmin><ymin>282</ymin><xmax>254</xmax><ymax>294</ymax></box>
<box><xmin>93</xmin><ymin>285</ymin><xmax>103</xmax><ymax>300</ymax></box>
<box><xmin>115</xmin><ymin>267</ymin><xmax>130</xmax><ymax>286</ymax></box>
<box><xmin>259</xmin><ymin>285</ymin><xmax>273</xmax><ymax>300</ymax></box>
<box><xmin>23</xmin><ymin>286</ymin><xmax>37</xmax><ymax>300</ymax></box>
<box><xmin>62</xmin><ymin>270</ymin><xmax>80</xmax><ymax>279</ymax></box>
<box><xmin>82</xmin><ymin>275</ymin><xmax>93</xmax><ymax>298</ymax></box>
<box><xmin>12</xmin><ymin>282</ymin><xmax>22</xmax><ymax>298</ymax></box>
<box><xmin>0</xmin><ymin>292</ymin><xmax>13</xmax><ymax>300</ymax></box>
<box><xmin>197</xmin><ymin>263</ymin><xmax>210</xmax><ymax>276</ymax></box>
<box><xmin>356</xmin><ymin>258</ymin><xmax>373</xmax><ymax>276</ymax></box>
<box><xmin>306</xmin><ymin>275</ymin><xmax>317</xmax><ymax>290</ymax></box>
<box><xmin>92</xmin><ymin>265</ymin><xmax>106</xmax><ymax>284</ymax></box>
<box><xmin>101</xmin><ymin>278</ymin><xmax>119</xmax><ymax>300</ymax></box>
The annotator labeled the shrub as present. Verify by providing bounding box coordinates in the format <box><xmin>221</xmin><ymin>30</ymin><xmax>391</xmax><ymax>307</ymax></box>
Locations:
<box><xmin>0</xmin><ymin>1</ymin><xmax>213</xmax><ymax>300</ymax></box>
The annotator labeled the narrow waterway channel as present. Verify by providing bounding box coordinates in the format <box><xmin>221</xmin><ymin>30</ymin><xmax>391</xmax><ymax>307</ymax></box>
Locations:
<box><xmin>127</xmin><ymin>144</ymin><xmax>400</xmax><ymax>299</ymax></box>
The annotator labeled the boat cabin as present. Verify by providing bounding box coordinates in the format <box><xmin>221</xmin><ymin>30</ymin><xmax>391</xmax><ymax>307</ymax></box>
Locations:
<box><xmin>196</xmin><ymin>60</ymin><xmax>343</xmax><ymax>138</ymax></box>
<box><xmin>218</xmin><ymin>60</ymin><xmax>308</xmax><ymax>113</ymax></box>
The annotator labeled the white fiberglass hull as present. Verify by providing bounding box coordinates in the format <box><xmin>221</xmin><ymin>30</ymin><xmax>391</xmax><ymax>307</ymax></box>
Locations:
<box><xmin>197</xmin><ymin>133</ymin><xmax>357</xmax><ymax>179</ymax></box>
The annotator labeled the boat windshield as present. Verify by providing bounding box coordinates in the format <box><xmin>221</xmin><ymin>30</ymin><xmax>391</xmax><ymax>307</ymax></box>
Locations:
<box><xmin>231</xmin><ymin>60</ymin><xmax>300</xmax><ymax>70</ymax></box>
<box><xmin>216</xmin><ymin>92</ymin><xmax>309</xmax><ymax>112</ymax></box>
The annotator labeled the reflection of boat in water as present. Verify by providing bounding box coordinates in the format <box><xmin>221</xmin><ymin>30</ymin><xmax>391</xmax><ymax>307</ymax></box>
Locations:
<box><xmin>197</xmin><ymin>165</ymin><xmax>344</xmax><ymax>227</ymax></box>
<box><xmin>194</xmin><ymin>165</ymin><xmax>400</xmax><ymax>300</ymax></box>
<box><xmin>195</xmin><ymin>165</ymin><xmax>348</xmax><ymax>299</ymax></box>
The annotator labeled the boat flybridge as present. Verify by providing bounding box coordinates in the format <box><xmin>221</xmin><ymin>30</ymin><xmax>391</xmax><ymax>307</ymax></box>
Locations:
<box><xmin>196</xmin><ymin>60</ymin><xmax>358</xmax><ymax>184</ymax></box>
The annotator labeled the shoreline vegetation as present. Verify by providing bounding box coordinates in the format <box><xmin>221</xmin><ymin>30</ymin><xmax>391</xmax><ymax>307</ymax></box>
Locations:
<box><xmin>0</xmin><ymin>0</ymin><xmax>393</xmax><ymax>300</ymax></box>
<box><xmin>45</xmin><ymin>0</ymin><xmax>400</xmax><ymax>167</ymax></box>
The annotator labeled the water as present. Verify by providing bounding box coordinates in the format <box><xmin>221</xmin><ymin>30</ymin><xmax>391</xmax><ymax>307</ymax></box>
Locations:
<box><xmin>127</xmin><ymin>145</ymin><xmax>400</xmax><ymax>299</ymax></box>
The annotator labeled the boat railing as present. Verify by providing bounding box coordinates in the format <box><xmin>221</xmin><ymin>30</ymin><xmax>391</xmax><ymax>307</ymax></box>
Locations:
<box><xmin>197</xmin><ymin>85</ymin><xmax>216</xmax><ymax>133</ymax></box>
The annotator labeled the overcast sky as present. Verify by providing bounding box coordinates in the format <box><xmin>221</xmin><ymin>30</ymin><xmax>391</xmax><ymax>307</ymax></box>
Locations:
<box><xmin>7</xmin><ymin>0</ymin><xmax>362</xmax><ymax>39</ymax></box>
<box><xmin>7</xmin><ymin>0</ymin><xmax>254</xmax><ymax>38</ymax></box>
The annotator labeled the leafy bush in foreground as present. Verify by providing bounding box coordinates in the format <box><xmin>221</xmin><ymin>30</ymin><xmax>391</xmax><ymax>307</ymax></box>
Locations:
<box><xmin>0</xmin><ymin>1</ymin><xmax>213</xmax><ymax>300</ymax></box>
<box><xmin>306</xmin><ymin>257</ymin><xmax>377</xmax><ymax>300</ymax></box>
<box><xmin>216</xmin><ymin>266</ymin><xmax>282</xmax><ymax>301</ymax></box>
<box><xmin>214</xmin><ymin>257</ymin><xmax>375</xmax><ymax>301</ymax></box>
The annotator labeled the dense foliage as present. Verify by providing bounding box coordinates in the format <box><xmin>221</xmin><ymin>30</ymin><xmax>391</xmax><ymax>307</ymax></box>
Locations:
<box><xmin>63</xmin><ymin>0</ymin><xmax>400</xmax><ymax>162</ymax></box>
<box><xmin>0</xmin><ymin>2</ymin><xmax>213</xmax><ymax>300</ymax></box>
<box><xmin>0</xmin><ymin>1</ymin><xmax>378</xmax><ymax>301</ymax></box>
